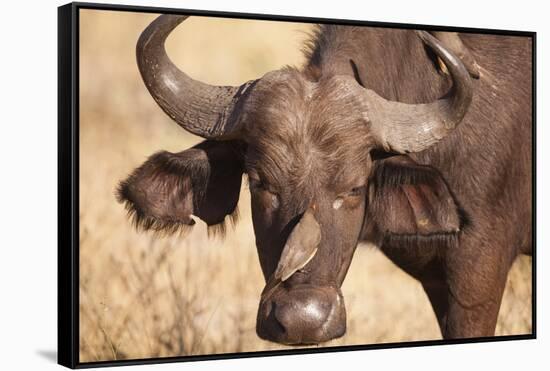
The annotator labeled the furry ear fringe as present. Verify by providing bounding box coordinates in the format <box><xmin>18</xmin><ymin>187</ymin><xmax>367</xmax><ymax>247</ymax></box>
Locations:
<box><xmin>382</xmin><ymin>232</ymin><xmax>459</xmax><ymax>250</ymax></box>
<box><xmin>373</xmin><ymin>160</ymin><xmax>440</xmax><ymax>189</ymax></box>
<box><xmin>117</xmin><ymin>182</ymin><xmax>240</xmax><ymax>239</ymax></box>
<box><xmin>116</xmin><ymin>150</ymin><xmax>240</xmax><ymax>239</ymax></box>
<box><xmin>119</xmin><ymin>200</ymin><xmax>240</xmax><ymax>239</ymax></box>
<box><xmin>205</xmin><ymin>209</ymin><xmax>240</xmax><ymax>239</ymax></box>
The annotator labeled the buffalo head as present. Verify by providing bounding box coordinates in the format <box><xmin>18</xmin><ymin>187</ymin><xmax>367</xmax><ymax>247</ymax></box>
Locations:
<box><xmin>118</xmin><ymin>15</ymin><xmax>471</xmax><ymax>345</ymax></box>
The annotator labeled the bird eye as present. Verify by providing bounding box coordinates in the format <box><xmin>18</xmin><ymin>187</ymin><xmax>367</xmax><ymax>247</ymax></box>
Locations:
<box><xmin>248</xmin><ymin>175</ymin><xmax>280</xmax><ymax>210</ymax></box>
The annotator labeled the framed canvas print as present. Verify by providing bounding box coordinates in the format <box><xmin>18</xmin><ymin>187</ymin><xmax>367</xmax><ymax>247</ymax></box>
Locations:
<box><xmin>58</xmin><ymin>2</ymin><xmax>536</xmax><ymax>368</ymax></box>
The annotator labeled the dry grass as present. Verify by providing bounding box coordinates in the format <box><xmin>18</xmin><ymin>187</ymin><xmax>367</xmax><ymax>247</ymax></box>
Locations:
<box><xmin>78</xmin><ymin>9</ymin><xmax>532</xmax><ymax>362</ymax></box>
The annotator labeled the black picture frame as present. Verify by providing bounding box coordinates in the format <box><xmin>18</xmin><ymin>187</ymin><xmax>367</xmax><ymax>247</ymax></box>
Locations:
<box><xmin>58</xmin><ymin>2</ymin><xmax>536</xmax><ymax>369</ymax></box>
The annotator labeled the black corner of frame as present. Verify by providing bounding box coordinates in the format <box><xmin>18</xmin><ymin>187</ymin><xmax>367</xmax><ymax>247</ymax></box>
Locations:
<box><xmin>58</xmin><ymin>2</ymin><xmax>79</xmax><ymax>369</ymax></box>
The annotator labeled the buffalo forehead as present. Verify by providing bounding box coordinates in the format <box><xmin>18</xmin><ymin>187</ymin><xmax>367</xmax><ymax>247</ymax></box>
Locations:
<box><xmin>246</xmin><ymin>72</ymin><xmax>371</xmax><ymax>190</ymax></box>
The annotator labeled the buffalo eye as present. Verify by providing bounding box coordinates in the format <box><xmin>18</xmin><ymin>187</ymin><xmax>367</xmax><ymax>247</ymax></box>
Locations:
<box><xmin>249</xmin><ymin>174</ymin><xmax>280</xmax><ymax>210</ymax></box>
<box><xmin>334</xmin><ymin>186</ymin><xmax>366</xmax><ymax>210</ymax></box>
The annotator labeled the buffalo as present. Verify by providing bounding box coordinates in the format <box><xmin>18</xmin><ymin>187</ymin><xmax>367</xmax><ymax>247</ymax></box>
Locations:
<box><xmin>117</xmin><ymin>15</ymin><xmax>532</xmax><ymax>345</ymax></box>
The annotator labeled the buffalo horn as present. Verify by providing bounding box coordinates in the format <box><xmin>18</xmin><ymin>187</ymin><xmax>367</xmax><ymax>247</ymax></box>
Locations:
<box><xmin>136</xmin><ymin>15</ymin><xmax>256</xmax><ymax>139</ymax></box>
<box><xmin>362</xmin><ymin>30</ymin><xmax>473</xmax><ymax>154</ymax></box>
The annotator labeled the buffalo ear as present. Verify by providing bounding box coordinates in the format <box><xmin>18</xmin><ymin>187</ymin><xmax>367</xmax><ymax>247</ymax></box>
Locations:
<box><xmin>367</xmin><ymin>156</ymin><xmax>462</xmax><ymax>247</ymax></box>
<box><xmin>117</xmin><ymin>140</ymin><xmax>244</xmax><ymax>235</ymax></box>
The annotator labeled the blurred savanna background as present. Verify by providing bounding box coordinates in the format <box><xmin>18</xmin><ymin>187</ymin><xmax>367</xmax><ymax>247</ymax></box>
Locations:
<box><xmin>79</xmin><ymin>9</ymin><xmax>532</xmax><ymax>363</ymax></box>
